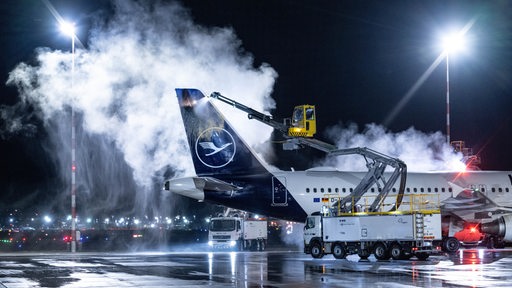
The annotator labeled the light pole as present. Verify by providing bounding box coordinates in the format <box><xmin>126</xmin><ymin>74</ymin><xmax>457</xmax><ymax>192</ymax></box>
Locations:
<box><xmin>442</xmin><ymin>32</ymin><xmax>465</xmax><ymax>144</ymax></box>
<box><xmin>60</xmin><ymin>20</ymin><xmax>77</xmax><ymax>253</ymax></box>
<box><xmin>445</xmin><ymin>53</ymin><xmax>450</xmax><ymax>144</ymax></box>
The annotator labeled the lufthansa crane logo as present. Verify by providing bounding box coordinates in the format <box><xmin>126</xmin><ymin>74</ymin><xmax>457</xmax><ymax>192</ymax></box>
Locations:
<box><xmin>195</xmin><ymin>127</ymin><xmax>236</xmax><ymax>168</ymax></box>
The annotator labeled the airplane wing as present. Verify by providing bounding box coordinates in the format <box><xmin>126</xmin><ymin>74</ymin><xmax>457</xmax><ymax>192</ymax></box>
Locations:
<box><xmin>441</xmin><ymin>188</ymin><xmax>512</xmax><ymax>220</ymax></box>
<box><xmin>442</xmin><ymin>189</ymin><xmax>495</xmax><ymax>210</ymax></box>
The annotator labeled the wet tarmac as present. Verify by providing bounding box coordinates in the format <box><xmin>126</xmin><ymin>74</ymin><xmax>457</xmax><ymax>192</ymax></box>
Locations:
<box><xmin>0</xmin><ymin>248</ymin><xmax>511</xmax><ymax>287</ymax></box>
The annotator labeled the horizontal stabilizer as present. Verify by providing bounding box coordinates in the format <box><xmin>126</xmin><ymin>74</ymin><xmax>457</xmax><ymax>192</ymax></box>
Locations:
<box><xmin>193</xmin><ymin>177</ymin><xmax>242</xmax><ymax>192</ymax></box>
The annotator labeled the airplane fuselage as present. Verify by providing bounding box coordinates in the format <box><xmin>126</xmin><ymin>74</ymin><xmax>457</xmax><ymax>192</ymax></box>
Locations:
<box><xmin>170</xmin><ymin>169</ymin><xmax>512</xmax><ymax>223</ymax></box>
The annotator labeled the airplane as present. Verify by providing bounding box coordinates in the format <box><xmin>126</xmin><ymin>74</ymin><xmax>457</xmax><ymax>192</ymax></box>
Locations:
<box><xmin>166</xmin><ymin>88</ymin><xmax>512</xmax><ymax>250</ymax></box>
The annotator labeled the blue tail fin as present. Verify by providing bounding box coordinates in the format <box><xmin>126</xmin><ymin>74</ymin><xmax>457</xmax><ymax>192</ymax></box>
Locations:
<box><xmin>176</xmin><ymin>88</ymin><xmax>268</xmax><ymax>176</ymax></box>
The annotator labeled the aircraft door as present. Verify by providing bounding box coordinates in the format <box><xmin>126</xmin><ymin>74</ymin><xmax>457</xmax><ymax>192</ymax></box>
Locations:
<box><xmin>272</xmin><ymin>176</ymin><xmax>288</xmax><ymax>206</ymax></box>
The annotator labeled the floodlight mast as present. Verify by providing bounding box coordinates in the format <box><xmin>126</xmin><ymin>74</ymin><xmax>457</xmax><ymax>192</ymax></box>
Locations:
<box><xmin>60</xmin><ymin>20</ymin><xmax>77</xmax><ymax>253</ymax></box>
<box><xmin>442</xmin><ymin>32</ymin><xmax>466</xmax><ymax>144</ymax></box>
<box><xmin>446</xmin><ymin>53</ymin><xmax>450</xmax><ymax>144</ymax></box>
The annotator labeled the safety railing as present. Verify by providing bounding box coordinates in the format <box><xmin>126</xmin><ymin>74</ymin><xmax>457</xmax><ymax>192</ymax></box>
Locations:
<box><xmin>323</xmin><ymin>193</ymin><xmax>440</xmax><ymax>216</ymax></box>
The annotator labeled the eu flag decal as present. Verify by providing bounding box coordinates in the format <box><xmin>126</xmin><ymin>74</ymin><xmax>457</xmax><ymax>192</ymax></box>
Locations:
<box><xmin>313</xmin><ymin>198</ymin><xmax>320</xmax><ymax>203</ymax></box>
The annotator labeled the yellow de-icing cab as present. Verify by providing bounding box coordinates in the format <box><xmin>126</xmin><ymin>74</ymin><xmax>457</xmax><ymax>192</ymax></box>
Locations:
<box><xmin>288</xmin><ymin>105</ymin><xmax>316</xmax><ymax>137</ymax></box>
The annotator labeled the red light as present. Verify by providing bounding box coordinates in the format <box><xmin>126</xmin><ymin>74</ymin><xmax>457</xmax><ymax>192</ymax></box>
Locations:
<box><xmin>72</xmin><ymin>165</ymin><xmax>76</xmax><ymax>171</ymax></box>
<box><xmin>454</xmin><ymin>223</ymin><xmax>483</xmax><ymax>244</ymax></box>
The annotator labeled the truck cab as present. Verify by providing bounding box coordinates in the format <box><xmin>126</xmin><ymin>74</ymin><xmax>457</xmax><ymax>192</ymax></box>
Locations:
<box><xmin>208</xmin><ymin>217</ymin><xmax>242</xmax><ymax>249</ymax></box>
<box><xmin>303</xmin><ymin>215</ymin><xmax>322</xmax><ymax>254</ymax></box>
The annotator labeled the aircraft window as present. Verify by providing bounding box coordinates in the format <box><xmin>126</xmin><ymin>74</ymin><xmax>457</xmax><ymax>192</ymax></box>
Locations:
<box><xmin>420</xmin><ymin>188</ymin><xmax>424</xmax><ymax>193</ymax></box>
<box><xmin>441</xmin><ymin>188</ymin><xmax>445</xmax><ymax>192</ymax></box>
<box><xmin>427</xmin><ymin>188</ymin><xmax>431</xmax><ymax>192</ymax></box>
<box><xmin>371</xmin><ymin>188</ymin><xmax>375</xmax><ymax>193</ymax></box>
<box><xmin>482</xmin><ymin>188</ymin><xmax>486</xmax><ymax>192</ymax></box>
<box><xmin>492</xmin><ymin>188</ymin><xmax>496</xmax><ymax>193</ymax></box>
<box><xmin>320</xmin><ymin>188</ymin><xmax>325</xmax><ymax>193</ymax></box>
<box><xmin>328</xmin><ymin>188</ymin><xmax>332</xmax><ymax>193</ymax></box>
<box><xmin>448</xmin><ymin>188</ymin><xmax>453</xmax><ymax>193</ymax></box>
<box><xmin>506</xmin><ymin>188</ymin><xmax>510</xmax><ymax>192</ymax></box>
<box><xmin>342</xmin><ymin>188</ymin><xmax>346</xmax><ymax>193</ymax></box>
<box><xmin>335</xmin><ymin>188</ymin><xmax>339</xmax><ymax>193</ymax></box>
<box><xmin>434</xmin><ymin>188</ymin><xmax>438</xmax><ymax>192</ymax></box>
<box><xmin>313</xmin><ymin>188</ymin><xmax>317</xmax><ymax>193</ymax></box>
<box><xmin>392</xmin><ymin>188</ymin><xmax>396</xmax><ymax>192</ymax></box>
<box><xmin>306</xmin><ymin>188</ymin><xmax>310</xmax><ymax>193</ymax></box>
<box><xmin>406</xmin><ymin>187</ymin><xmax>410</xmax><ymax>192</ymax></box>
<box><xmin>350</xmin><ymin>188</ymin><xmax>353</xmax><ymax>193</ymax></box>
<box><xmin>413</xmin><ymin>188</ymin><xmax>417</xmax><ymax>193</ymax></box>
<box><xmin>378</xmin><ymin>188</ymin><xmax>382</xmax><ymax>192</ymax></box>
<box><xmin>499</xmin><ymin>188</ymin><xmax>503</xmax><ymax>192</ymax></box>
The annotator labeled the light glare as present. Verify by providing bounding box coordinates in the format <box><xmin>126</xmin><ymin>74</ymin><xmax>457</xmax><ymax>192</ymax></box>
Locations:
<box><xmin>442</xmin><ymin>32</ymin><xmax>466</xmax><ymax>54</ymax></box>
<box><xmin>60</xmin><ymin>21</ymin><xmax>76</xmax><ymax>37</ymax></box>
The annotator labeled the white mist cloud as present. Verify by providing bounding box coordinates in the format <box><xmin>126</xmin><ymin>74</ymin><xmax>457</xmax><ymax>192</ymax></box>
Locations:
<box><xmin>4</xmin><ymin>0</ymin><xmax>465</xmax><ymax>218</ymax></box>
<box><xmin>321</xmin><ymin>123</ymin><xmax>464</xmax><ymax>172</ymax></box>
<box><xmin>0</xmin><ymin>103</ymin><xmax>37</xmax><ymax>139</ymax></box>
<box><xmin>7</xmin><ymin>0</ymin><xmax>276</xmax><ymax>190</ymax></box>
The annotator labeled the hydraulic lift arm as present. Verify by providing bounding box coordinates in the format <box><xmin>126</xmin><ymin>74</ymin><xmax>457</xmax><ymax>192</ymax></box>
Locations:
<box><xmin>328</xmin><ymin>147</ymin><xmax>407</xmax><ymax>213</ymax></box>
<box><xmin>210</xmin><ymin>92</ymin><xmax>289</xmax><ymax>134</ymax></box>
<box><xmin>208</xmin><ymin>92</ymin><xmax>407</xmax><ymax>213</ymax></box>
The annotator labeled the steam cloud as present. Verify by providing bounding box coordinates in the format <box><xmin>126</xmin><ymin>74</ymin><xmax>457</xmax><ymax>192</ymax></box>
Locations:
<box><xmin>3</xmin><ymin>0</ymin><xmax>463</xmax><ymax>217</ymax></box>
<box><xmin>321</xmin><ymin>123</ymin><xmax>464</xmax><ymax>172</ymax></box>
<box><xmin>6</xmin><ymin>1</ymin><xmax>276</xmax><ymax>213</ymax></box>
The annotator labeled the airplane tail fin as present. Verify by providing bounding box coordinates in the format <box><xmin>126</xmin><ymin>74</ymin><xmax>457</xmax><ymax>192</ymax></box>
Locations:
<box><xmin>175</xmin><ymin>88</ymin><xmax>268</xmax><ymax>176</ymax></box>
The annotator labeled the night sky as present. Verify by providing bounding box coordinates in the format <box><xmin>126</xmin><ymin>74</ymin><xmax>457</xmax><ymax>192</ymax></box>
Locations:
<box><xmin>0</xmin><ymin>0</ymin><xmax>511</xmax><ymax>216</ymax></box>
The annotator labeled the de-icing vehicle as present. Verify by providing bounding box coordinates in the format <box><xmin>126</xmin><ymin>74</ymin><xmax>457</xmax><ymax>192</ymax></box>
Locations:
<box><xmin>208</xmin><ymin>209</ymin><xmax>267</xmax><ymax>251</ymax></box>
<box><xmin>304</xmin><ymin>194</ymin><xmax>446</xmax><ymax>260</ymax></box>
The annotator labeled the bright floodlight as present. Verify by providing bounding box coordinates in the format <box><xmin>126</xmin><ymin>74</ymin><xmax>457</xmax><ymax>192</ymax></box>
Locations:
<box><xmin>60</xmin><ymin>21</ymin><xmax>76</xmax><ymax>37</ymax></box>
<box><xmin>442</xmin><ymin>32</ymin><xmax>466</xmax><ymax>54</ymax></box>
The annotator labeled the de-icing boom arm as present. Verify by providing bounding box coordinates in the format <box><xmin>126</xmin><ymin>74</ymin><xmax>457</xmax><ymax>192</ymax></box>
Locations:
<box><xmin>208</xmin><ymin>91</ymin><xmax>407</xmax><ymax>213</ymax></box>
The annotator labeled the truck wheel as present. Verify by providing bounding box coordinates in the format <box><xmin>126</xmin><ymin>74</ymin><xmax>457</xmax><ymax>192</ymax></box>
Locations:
<box><xmin>358</xmin><ymin>249</ymin><xmax>370</xmax><ymax>260</ymax></box>
<box><xmin>415</xmin><ymin>252</ymin><xmax>429</xmax><ymax>261</ymax></box>
<box><xmin>258</xmin><ymin>240</ymin><xmax>265</xmax><ymax>251</ymax></box>
<box><xmin>333</xmin><ymin>243</ymin><xmax>346</xmax><ymax>259</ymax></box>
<box><xmin>310</xmin><ymin>242</ymin><xmax>324</xmax><ymax>259</ymax></box>
<box><xmin>390</xmin><ymin>243</ymin><xmax>404</xmax><ymax>260</ymax></box>
<box><xmin>443</xmin><ymin>237</ymin><xmax>460</xmax><ymax>254</ymax></box>
<box><xmin>373</xmin><ymin>242</ymin><xmax>390</xmax><ymax>260</ymax></box>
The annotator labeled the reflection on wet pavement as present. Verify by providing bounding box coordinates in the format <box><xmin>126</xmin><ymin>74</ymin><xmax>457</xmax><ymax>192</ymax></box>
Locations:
<box><xmin>0</xmin><ymin>249</ymin><xmax>512</xmax><ymax>287</ymax></box>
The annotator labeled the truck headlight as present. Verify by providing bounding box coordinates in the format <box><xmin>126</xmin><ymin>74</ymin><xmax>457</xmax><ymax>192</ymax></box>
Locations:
<box><xmin>208</xmin><ymin>241</ymin><xmax>213</xmax><ymax>246</ymax></box>
<box><xmin>229</xmin><ymin>241</ymin><xmax>237</xmax><ymax>247</ymax></box>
